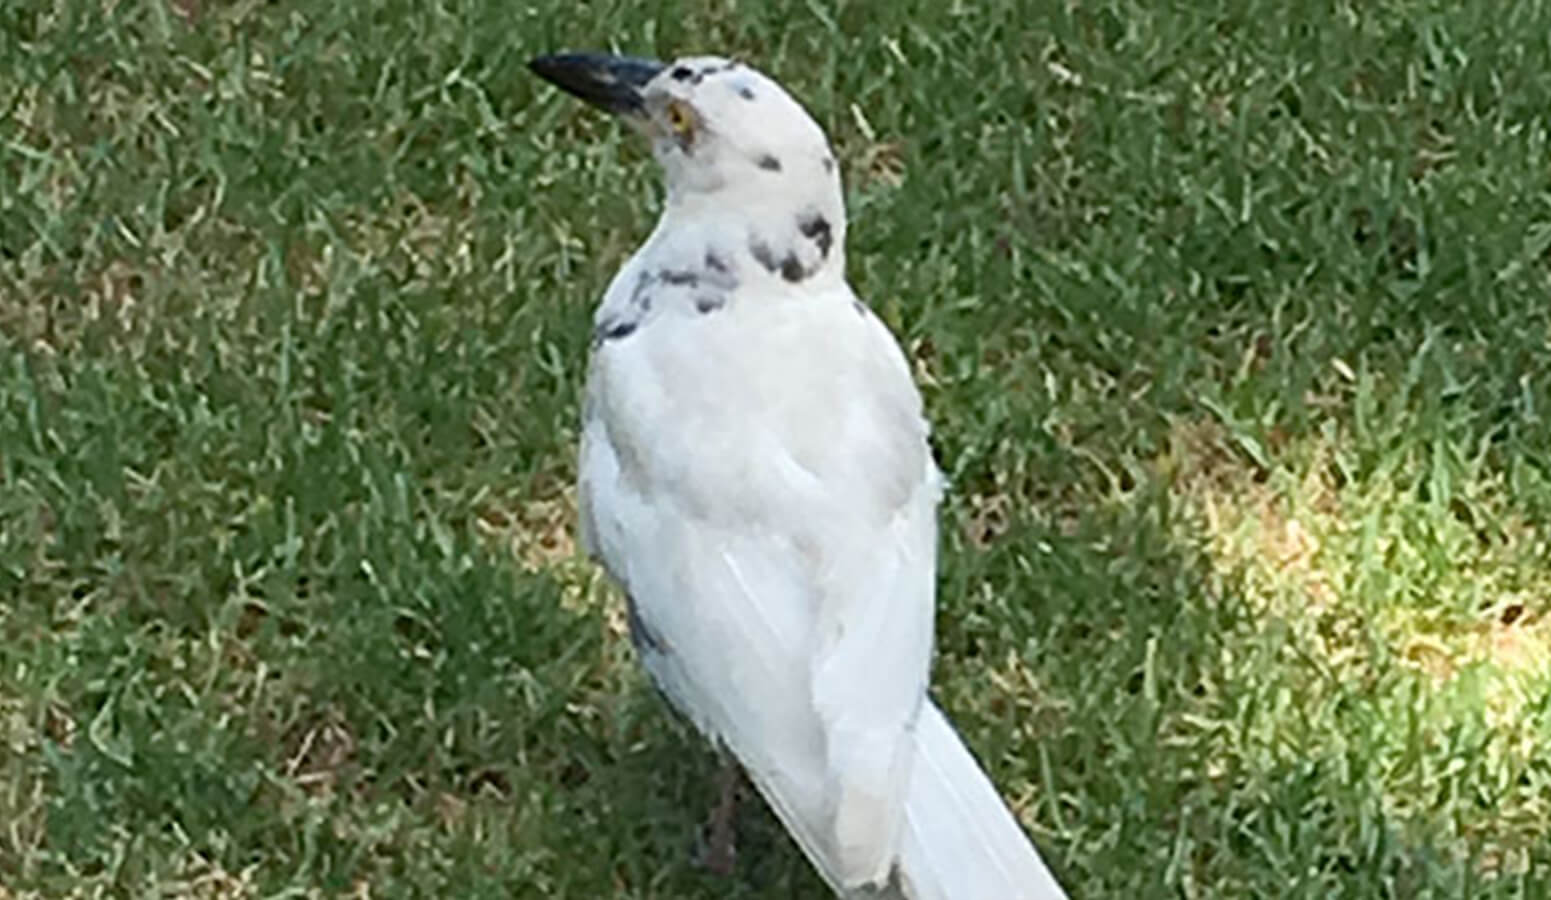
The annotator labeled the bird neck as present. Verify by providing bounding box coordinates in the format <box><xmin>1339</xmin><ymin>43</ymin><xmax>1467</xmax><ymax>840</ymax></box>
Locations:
<box><xmin>654</xmin><ymin>188</ymin><xmax>848</xmax><ymax>290</ymax></box>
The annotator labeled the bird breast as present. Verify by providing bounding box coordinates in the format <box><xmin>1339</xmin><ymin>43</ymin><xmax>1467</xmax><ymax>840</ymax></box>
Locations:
<box><xmin>587</xmin><ymin>278</ymin><xmax>931</xmax><ymax>536</ymax></box>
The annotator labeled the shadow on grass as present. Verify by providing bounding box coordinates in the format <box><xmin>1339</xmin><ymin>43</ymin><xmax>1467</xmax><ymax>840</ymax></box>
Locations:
<box><xmin>934</xmin><ymin>475</ymin><xmax>1550</xmax><ymax>899</ymax></box>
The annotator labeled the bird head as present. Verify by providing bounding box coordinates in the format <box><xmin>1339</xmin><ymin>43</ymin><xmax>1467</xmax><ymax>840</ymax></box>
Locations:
<box><xmin>530</xmin><ymin>52</ymin><xmax>846</xmax><ymax>281</ymax></box>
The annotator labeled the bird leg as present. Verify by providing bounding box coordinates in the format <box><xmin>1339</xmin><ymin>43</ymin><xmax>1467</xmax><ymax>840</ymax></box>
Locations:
<box><xmin>701</xmin><ymin>762</ymin><xmax>740</xmax><ymax>875</ymax></box>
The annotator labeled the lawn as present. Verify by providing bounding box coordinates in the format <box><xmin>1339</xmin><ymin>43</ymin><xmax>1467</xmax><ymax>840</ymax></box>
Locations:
<box><xmin>2</xmin><ymin>0</ymin><xmax>1549</xmax><ymax>896</ymax></box>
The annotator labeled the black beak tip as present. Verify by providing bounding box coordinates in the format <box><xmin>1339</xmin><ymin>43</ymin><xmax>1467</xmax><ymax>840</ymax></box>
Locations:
<box><xmin>526</xmin><ymin>53</ymin><xmax>579</xmax><ymax>83</ymax></box>
<box><xmin>528</xmin><ymin>52</ymin><xmax>667</xmax><ymax>116</ymax></box>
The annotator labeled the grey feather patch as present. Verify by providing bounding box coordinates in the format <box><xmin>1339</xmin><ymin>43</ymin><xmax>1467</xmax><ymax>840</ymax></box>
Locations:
<box><xmin>756</xmin><ymin>154</ymin><xmax>782</xmax><ymax>172</ymax></box>
<box><xmin>608</xmin><ymin>253</ymin><xmax>738</xmax><ymax>326</ymax></box>
<box><xmin>626</xmin><ymin>592</ymin><xmax>667</xmax><ymax>654</ymax></box>
<box><xmin>747</xmin><ymin>239</ymin><xmax>777</xmax><ymax>272</ymax></box>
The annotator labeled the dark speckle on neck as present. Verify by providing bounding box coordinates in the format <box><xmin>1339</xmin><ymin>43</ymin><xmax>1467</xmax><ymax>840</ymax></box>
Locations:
<box><xmin>749</xmin><ymin>238</ymin><xmax>807</xmax><ymax>283</ymax></box>
<box><xmin>797</xmin><ymin>212</ymin><xmax>832</xmax><ymax>259</ymax></box>
<box><xmin>658</xmin><ymin>268</ymin><xmax>699</xmax><ymax>286</ymax></box>
<box><xmin>747</xmin><ymin>237</ymin><xmax>787</xmax><ymax>279</ymax></box>
<box><xmin>750</xmin><ymin>238</ymin><xmax>806</xmax><ymax>282</ymax></box>
<box><xmin>630</xmin><ymin>271</ymin><xmax>654</xmax><ymax>310</ymax></box>
<box><xmin>595</xmin><ymin>317</ymin><xmax>638</xmax><ymax>343</ymax></box>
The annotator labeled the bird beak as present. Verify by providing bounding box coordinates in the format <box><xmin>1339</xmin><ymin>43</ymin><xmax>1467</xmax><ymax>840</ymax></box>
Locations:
<box><xmin>528</xmin><ymin>52</ymin><xmax>666</xmax><ymax>117</ymax></box>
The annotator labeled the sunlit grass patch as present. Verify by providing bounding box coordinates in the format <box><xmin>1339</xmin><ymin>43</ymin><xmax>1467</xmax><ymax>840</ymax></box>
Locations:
<box><xmin>1164</xmin><ymin>415</ymin><xmax>1551</xmax><ymax>865</ymax></box>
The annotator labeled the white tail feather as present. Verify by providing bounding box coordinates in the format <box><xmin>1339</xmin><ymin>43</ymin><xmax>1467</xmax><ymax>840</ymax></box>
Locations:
<box><xmin>889</xmin><ymin>702</ymin><xmax>1068</xmax><ymax>900</ymax></box>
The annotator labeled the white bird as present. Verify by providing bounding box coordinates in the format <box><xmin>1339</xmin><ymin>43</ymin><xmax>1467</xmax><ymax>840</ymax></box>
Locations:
<box><xmin>530</xmin><ymin>51</ymin><xmax>1069</xmax><ymax>900</ymax></box>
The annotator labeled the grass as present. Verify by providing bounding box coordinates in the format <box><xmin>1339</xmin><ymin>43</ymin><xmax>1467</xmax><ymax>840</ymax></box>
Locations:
<box><xmin>2</xmin><ymin>0</ymin><xmax>1550</xmax><ymax>896</ymax></box>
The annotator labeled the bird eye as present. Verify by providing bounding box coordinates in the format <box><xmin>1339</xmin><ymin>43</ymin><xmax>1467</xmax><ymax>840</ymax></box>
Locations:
<box><xmin>665</xmin><ymin>100</ymin><xmax>694</xmax><ymax>138</ymax></box>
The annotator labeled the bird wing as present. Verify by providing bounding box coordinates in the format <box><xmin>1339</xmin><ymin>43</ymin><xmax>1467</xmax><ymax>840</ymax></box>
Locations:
<box><xmin>579</xmin><ymin>286</ymin><xmax>940</xmax><ymax>889</ymax></box>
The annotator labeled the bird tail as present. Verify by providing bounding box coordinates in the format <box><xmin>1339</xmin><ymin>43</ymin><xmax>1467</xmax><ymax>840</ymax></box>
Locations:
<box><xmin>887</xmin><ymin>701</ymin><xmax>1068</xmax><ymax>900</ymax></box>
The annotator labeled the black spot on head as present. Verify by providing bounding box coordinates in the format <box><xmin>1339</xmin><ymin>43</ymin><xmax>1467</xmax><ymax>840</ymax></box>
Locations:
<box><xmin>797</xmin><ymin>213</ymin><xmax>833</xmax><ymax>258</ymax></box>
<box><xmin>756</xmin><ymin>154</ymin><xmax>782</xmax><ymax>172</ymax></box>
<box><xmin>852</xmin><ymin>299</ymin><xmax>868</xmax><ymax>317</ymax></box>
<box><xmin>695</xmin><ymin>294</ymin><xmax>726</xmax><ymax>314</ymax></box>
<box><xmin>778</xmin><ymin>255</ymin><xmax>805</xmax><ymax>282</ymax></box>
<box><xmin>705</xmin><ymin>251</ymin><xmax>729</xmax><ymax>273</ymax></box>
<box><xmin>822</xmin><ymin>156</ymin><xmax>836</xmax><ymax>174</ymax></box>
<box><xmin>737</xmin><ymin>85</ymin><xmax>756</xmax><ymax>100</ymax></box>
<box><xmin>658</xmin><ymin>268</ymin><xmax>698</xmax><ymax>286</ymax></box>
<box><xmin>685</xmin><ymin>60</ymin><xmax>740</xmax><ymax>85</ymax></box>
<box><xmin>671</xmin><ymin>66</ymin><xmax>694</xmax><ymax>81</ymax></box>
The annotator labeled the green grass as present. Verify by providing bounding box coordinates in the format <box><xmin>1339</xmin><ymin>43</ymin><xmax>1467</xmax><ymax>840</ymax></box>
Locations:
<box><xmin>3</xmin><ymin>0</ymin><xmax>1550</xmax><ymax>896</ymax></box>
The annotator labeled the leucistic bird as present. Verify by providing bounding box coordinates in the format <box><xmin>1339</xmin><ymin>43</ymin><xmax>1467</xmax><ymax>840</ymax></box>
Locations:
<box><xmin>529</xmin><ymin>51</ymin><xmax>1069</xmax><ymax>900</ymax></box>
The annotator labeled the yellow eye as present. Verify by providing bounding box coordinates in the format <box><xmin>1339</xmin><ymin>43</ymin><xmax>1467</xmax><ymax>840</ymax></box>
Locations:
<box><xmin>665</xmin><ymin>100</ymin><xmax>694</xmax><ymax>138</ymax></box>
